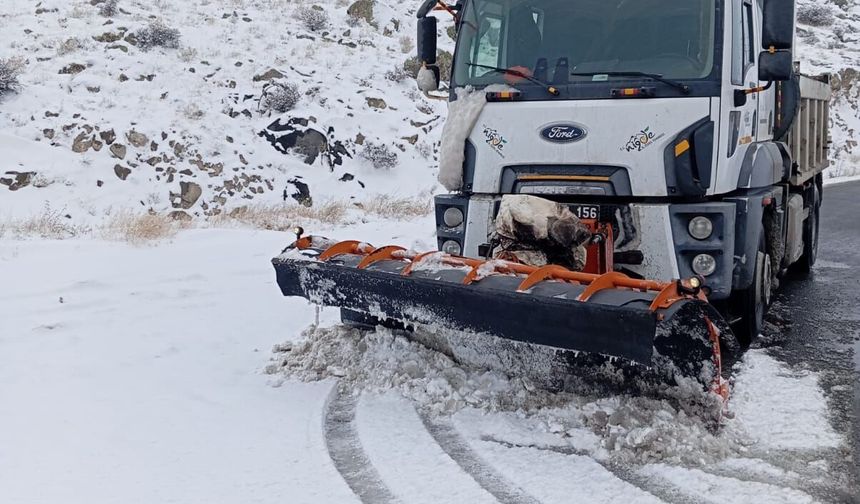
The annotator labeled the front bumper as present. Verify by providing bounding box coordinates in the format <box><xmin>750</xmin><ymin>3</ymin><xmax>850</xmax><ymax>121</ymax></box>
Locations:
<box><xmin>434</xmin><ymin>196</ymin><xmax>737</xmax><ymax>299</ymax></box>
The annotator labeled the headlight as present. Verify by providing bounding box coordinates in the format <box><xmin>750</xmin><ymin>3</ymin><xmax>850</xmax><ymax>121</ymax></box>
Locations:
<box><xmin>688</xmin><ymin>216</ymin><xmax>713</xmax><ymax>240</ymax></box>
<box><xmin>443</xmin><ymin>207</ymin><xmax>464</xmax><ymax>228</ymax></box>
<box><xmin>692</xmin><ymin>254</ymin><xmax>717</xmax><ymax>277</ymax></box>
<box><xmin>441</xmin><ymin>240</ymin><xmax>462</xmax><ymax>256</ymax></box>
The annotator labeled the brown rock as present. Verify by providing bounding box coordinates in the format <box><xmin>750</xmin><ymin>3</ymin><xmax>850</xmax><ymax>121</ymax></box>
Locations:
<box><xmin>126</xmin><ymin>130</ymin><xmax>149</xmax><ymax>148</ymax></box>
<box><xmin>253</xmin><ymin>69</ymin><xmax>285</xmax><ymax>82</ymax></box>
<box><xmin>2</xmin><ymin>171</ymin><xmax>35</xmax><ymax>191</ymax></box>
<box><xmin>347</xmin><ymin>0</ymin><xmax>375</xmax><ymax>25</ymax></box>
<box><xmin>43</xmin><ymin>129</ymin><xmax>55</xmax><ymax>140</ymax></box>
<box><xmin>72</xmin><ymin>132</ymin><xmax>93</xmax><ymax>153</ymax></box>
<box><xmin>365</xmin><ymin>97</ymin><xmax>387</xmax><ymax>109</ymax></box>
<box><xmin>355</xmin><ymin>133</ymin><xmax>365</xmax><ymax>145</ymax></box>
<box><xmin>93</xmin><ymin>32</ymin><xmax>122</xmax><ymax>43</ymax></box>
<box><xmin>113</xmin><ymin>164</ymin><xmax>131</xmax><ymax>180</ymax></box>
<box><xmin>99</xmin><ymin>129</ymin><xmax>116</xmax><ymax>145</ymax></box>
<box><xmin>179</xmin><ymin>182</ymin><xmax>202</xmax><ymax>209</ymax></box>
<box><xmin>110</xmin><ymin>143</ymin><xmax>127</xmax><ymax>159</ymax></box>
<box><xmin>59</xmin><ymin>63</ymin><xmax>87</xmax><ymax>75</ymax></box>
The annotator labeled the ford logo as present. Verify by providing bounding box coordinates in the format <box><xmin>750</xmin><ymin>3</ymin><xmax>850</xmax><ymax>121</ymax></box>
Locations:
<box><xmin>539</xmin><ymin>123</ymin><xmax>587</xmax><ymax>143</ymax></box>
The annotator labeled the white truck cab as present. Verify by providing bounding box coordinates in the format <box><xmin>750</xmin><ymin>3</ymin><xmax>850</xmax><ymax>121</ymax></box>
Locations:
<box><xmin>416</xmin><ymin>0</ymin><xmax>830</xmax><ymax>342</ymax></box>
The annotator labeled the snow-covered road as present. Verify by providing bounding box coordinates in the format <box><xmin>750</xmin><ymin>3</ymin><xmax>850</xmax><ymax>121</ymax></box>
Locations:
<box><xmin>0</xmin><ymin>229</ymin><xmax>851</xmax><ymax>503</ymax></box>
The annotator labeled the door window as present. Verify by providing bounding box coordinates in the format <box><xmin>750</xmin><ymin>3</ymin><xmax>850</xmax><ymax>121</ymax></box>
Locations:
<box><xmin>473</xmin><ymin>16</ymin><xmax>503</xmax><ymax>76</ymax></box>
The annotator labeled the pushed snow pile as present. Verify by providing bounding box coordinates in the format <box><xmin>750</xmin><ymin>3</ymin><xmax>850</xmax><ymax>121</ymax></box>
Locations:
<box><xmin>269</xmin><ymin>324</ymin><xmax>732</xmax><ymax>464</ymax></box>
<box><xmin>269</xmin><ymin>325</ymin><xmax>846</xmax><ymax>469</ymax></box>
<box><xmin>268</xmin><ymin>324</ymin><xmax>568</xmax><ymax>414</ymax></box>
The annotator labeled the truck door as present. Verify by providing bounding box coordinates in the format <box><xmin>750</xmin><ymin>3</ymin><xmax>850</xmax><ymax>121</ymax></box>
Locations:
<box><xmin>753</xmin><ymin>0</ymin><xmax>775</xmax><ymax>142</ymax></box>
<box><xmin>735</xmin><ymin>0</ymin><xmax>758</xmax><ymax>145</ymax></box>
<box><xmin>718</xmin><ymin>0</ymin><xmax>759</xmax><ymax>192</ymax></box>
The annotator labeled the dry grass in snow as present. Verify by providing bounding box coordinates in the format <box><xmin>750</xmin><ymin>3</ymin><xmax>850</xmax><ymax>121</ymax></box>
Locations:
<box><xmin>0</xmin><ymin>195</ymin><xmax>432</xmax><ymax>241</ymax></box>
<box><xmin>0</xmin><ymin>207</ymin><xmax>182</xmax><ymax>244</ymax></box>
<box><xmin>0</xmin><ymin>205</ymin><xmax>90</xmax><ymax>239</ymax></box>
<box><xmin>101</xmin><ymin>211</ymin><xmax>186</xmax><ymax>244</ymax></box>
<box><xmin>356</xmin><ymin>194</ymin><xmax>433</xmax><ymax>219</ymax></box>
<box><xmin>214</xmin><ymin>194</ymin><xmax>432</xmax><ymax>231</ymax></box>
<box><xmin>213</xmin><ymin>201</ymin><xmax>350</xmax><ymax>231</ymax></box>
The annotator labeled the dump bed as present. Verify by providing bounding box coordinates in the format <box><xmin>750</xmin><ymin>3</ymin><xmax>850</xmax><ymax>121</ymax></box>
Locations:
<box><xmin>786</xmin><ymin>74</ymin><xmax>831</xmax><ymax>185</ymax></box>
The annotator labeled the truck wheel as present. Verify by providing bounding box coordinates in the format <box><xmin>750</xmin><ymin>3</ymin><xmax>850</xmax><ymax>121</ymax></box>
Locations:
<box><xmin>793</xmin><ymin>196</ymin><xmax>820</xmax><ymax>274</ymax></box>
<box><xmin>733</xmin><ymin>232</ymin><xmax>771</xmax><ymax>346</ymax></box>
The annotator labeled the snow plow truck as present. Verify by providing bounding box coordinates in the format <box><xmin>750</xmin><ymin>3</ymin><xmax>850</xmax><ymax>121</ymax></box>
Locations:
<box><xmin>273</xmin><ymin>0</ymin><xmax>831</xmax><ymax>398</ymax></box>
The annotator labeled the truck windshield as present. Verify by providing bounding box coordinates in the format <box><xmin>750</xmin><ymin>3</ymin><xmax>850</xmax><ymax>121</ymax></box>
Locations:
<box><xmin>452</xmin><ymin>0</ymin><xmax>717</xmax><ymax>87</ymax></box>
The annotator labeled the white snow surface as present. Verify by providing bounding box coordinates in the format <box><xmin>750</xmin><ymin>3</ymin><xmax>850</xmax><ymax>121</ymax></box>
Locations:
<box><xmin>0</xmin><ymin>227</ymin><xmax>848</xmax><ymax>503</ymax></box>
<box><xmin>730</xmin><ymin>350</ymin><xmax>843</xmax><ymax>450</ymax></box>
<box><xmin>0</xmin><ymin>230</ymin><xmax>356</xmax><ymax>503</ymax></box>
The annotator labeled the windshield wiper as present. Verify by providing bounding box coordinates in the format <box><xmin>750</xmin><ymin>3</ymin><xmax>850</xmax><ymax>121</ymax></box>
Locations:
<box><xmin>468</xmin><ymin>63</ymin><xmax>560</xmax><ymax>96</ymax></box>
<box><xmin>570</xmin><ymin>71</ymin><xmax>691</xmax><ymax>94</ymax></box>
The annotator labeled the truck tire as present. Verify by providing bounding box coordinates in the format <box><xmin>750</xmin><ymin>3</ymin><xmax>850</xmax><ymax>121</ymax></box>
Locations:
<box><xmin>733</xmin><ymin>231</ymin><xmax>771</xmax><ymax>346</ymax></box>
<box><xmin>792</xmin><ymin>187</ymin><xmax>820</xmax><ymax>274</ymax></box>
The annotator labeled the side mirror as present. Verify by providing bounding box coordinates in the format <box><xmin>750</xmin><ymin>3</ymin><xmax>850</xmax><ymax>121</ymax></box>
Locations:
<box><xmin>417</xmin><ymin>16</ymin><xmax>438</xmax><ymax>65</ymax></box>
<box><xmin>762</xmin><ymin>0</ymin><xmax>794</xmax><ymax>50</ymax></box>
<box><xmin>759</xmin><ymin>50</ymin><xmax>793</xmax><ymax>81</ymax></box>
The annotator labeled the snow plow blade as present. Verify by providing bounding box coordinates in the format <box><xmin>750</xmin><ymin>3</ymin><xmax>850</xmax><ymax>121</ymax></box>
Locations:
<box><xmin>273</xmin><ymin>237</ymin><xmax>732</xmax><ymax>398</ymax></box>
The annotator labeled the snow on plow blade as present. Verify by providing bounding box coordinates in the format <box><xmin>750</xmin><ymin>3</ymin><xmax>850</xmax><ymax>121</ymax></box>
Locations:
<box><xmin>273</xmin><ymin>238</ymin><xmax>731</xmax><ymax>397</ymax></box>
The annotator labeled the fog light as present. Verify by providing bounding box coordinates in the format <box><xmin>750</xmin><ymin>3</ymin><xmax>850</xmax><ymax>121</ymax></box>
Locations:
<box><xmin>441</xmin><ymin>240</ymin><xmax>462</xmax><ymax>256</ymax></box>
<box><xmin>688</xmin><ymin>216</ymin><xmax>713</xmax><ymax>240</ymax></box>
<box><xmin>692</xmin><ymin>254</ymin><xmax>717</xmax><ymax>277</ymax></box>
<box><xmin>443</xmin><ymin>207</ymin><xmax>464</xmax><ymax>228</ymax></box>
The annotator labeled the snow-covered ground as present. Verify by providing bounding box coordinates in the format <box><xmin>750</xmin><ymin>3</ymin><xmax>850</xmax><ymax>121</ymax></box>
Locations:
<box><xmin>0</xmin><ymin>228</ymin><xmax>850</xmax><ymax>503</ymax></box>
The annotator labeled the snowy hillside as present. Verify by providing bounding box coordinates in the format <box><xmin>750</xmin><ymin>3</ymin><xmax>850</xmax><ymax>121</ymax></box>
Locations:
<box><xmin>2</xmin><ymin>0</ymin><xmax>859</xmax><ymax>230</ymax></box>
<box><xmin>796</xmin><ymin>0</ymin><xmax>860</xmax><ymax>178</ymax></box>
<box><xmin>0</xmin><ymin>0</ymin><xmax>454</xmax><ymax>228</ymax></box>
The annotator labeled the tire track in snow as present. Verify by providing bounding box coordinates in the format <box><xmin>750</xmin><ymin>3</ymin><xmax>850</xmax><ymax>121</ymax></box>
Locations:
<box><xmin>700</xmin><ymin>463</ymin><xmax>839</xmax><ymax>503</ymax></box>
<box><xmin>324</xmin><ymin>384</ymin><xmax>400</xmax><ymax>504</ymax></box>
<box><xmin>416</xmin><ymin>411</ymin><xmax>542</xmax><ymax>504</ymax></box>
<box><xmin>481</xmin><ymin>439</ymin><xmax>707</xmax><ymax>504</ymax></box>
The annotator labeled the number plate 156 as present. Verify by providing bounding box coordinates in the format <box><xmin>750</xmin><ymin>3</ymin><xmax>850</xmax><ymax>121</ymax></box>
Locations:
<box><xmin>571</xmin><ymin>204</ymin><xmax>600</xmax><ymax>220</ymax></box>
